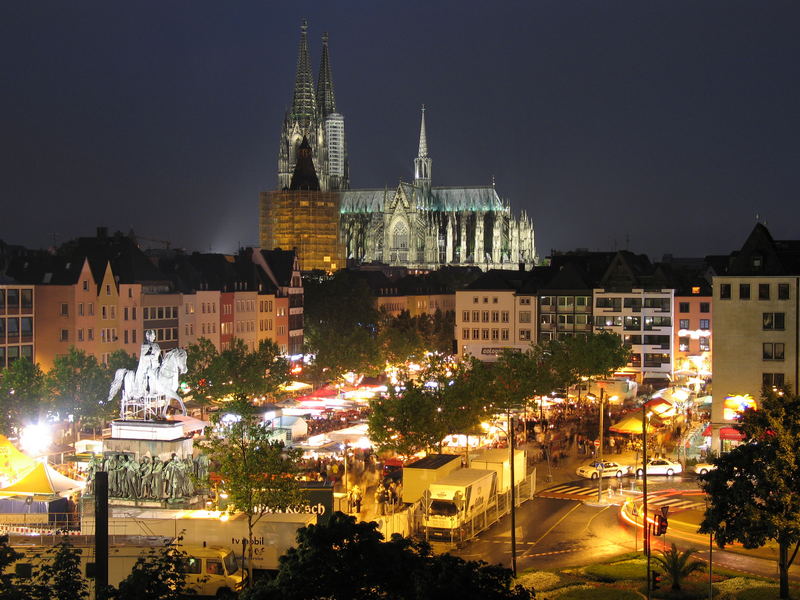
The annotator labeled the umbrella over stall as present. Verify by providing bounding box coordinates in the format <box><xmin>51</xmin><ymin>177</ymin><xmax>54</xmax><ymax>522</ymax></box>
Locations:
<box><xmin>609</xmin><ymin>411</ymin><xmax>664</xmax><ymax>434</ymax></box>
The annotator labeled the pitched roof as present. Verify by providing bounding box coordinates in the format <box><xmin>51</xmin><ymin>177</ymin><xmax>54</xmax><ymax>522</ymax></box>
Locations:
<box><xmin>465</xmin><ymin>269</ymin><xmax>528</xmax><ymax>292</ymax></box>
<box><xmin>725</xmin><ymin>223</ymin><xmax>800</xmax><ymax>276</ymax></box>
<box><xmin>340</xmin><ymin>183</ymin><xmax>506</xmax><ymax>214</ymax></box>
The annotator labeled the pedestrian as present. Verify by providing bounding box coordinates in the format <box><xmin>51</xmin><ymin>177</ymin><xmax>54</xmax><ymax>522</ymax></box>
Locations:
<box><xmin>375</xmin><ymin>483</ymin><xmax>386</xmax><ymax>516</ymax></box>
<box><xmin>351</xmin><ymin>484</ymin><xmax>363</xmax><ymax>513</ymax></box>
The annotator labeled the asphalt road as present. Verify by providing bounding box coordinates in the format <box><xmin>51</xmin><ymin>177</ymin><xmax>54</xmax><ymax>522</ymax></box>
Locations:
<box><xmin>454</xmin><ymin>475</ymin><xmax>800</xmax><ymax>583</ymax></box>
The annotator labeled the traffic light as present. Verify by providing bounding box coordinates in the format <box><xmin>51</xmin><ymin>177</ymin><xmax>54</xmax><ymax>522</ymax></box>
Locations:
<box><xmin>658</xmin><ymin>514</ymin><xmax>668</xmax><ymax>535</ymax></box>
<box><xmin>652</xmin><ymin>514</ymin><xmax>669</xmax><ymax>536</ymax></box>
<box><xmin>651</xmin><ymin>570</ymin><xmax>662</xmax><ymax>590</ymax></box>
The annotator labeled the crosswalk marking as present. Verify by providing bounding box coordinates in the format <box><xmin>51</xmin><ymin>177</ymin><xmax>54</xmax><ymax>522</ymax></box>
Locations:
<box><xmin>541</xmin><ymin>484</ymin><xmax>597</xmax><ymax>495</ymax></box>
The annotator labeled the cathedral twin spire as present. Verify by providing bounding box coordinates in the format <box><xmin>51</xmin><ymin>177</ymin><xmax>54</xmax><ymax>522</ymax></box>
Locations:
<box><xmin>279</xmin><ymin>21</ymin><xmax>348</xmax><ymax>191</ymax></box>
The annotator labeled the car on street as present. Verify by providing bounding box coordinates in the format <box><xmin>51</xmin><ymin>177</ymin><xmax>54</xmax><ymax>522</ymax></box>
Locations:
<box><xmin>576</xmin><ymin>460</ymin><xmax>631</xmax><ymax>479</ymax></box>
<box><xmin>692</xmin><ymin>462</ymin><xmax>716</xmax><ymax>475</ymax></box>
<box><xmin>635</xmin><ymin>458</ymin><xmax>683</xmax><ymax>477</ymax></box>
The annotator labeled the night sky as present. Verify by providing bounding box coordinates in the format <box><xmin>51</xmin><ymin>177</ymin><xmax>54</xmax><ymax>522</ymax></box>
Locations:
<box><xmin>2</xmin><ymin>1</ymin><xmax>799</xmax><ymax>261</ymax></box>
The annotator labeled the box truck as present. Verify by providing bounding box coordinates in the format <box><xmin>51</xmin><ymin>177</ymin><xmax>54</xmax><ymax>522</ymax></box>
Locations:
<box><xmin>468</xmin><ymin>448</ymin><xmax>526</xmax><ymax>493</ymax></box>
<box><xmin>423</xmin><ymin>468</ymin><xmax>497</xmax><ymax>539</ymax></box>
<box><xmin>6</xmin><ymin>534</ymin><xmax>246</xmax><ymax>598</ymax></box>
<box><xmin>401</xmin><ymin>453</ymin><xmax>462</xmax><ymax>503</ymax></box>
<box><xmin>81</xmin><ymin>509</ymin><xmax>316</xmax><ymax>572</ymax></box>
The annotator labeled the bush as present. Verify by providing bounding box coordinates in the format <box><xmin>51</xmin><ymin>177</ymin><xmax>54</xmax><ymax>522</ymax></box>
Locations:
<box><xmin>649</xmin><ymin>581</ymin><xmax>709</xmax><ymax>599</ymax></box>
<box><xmin>556</xmin><ymin>587</ymin><xmax>641</xmax><ymax>599</ymax></box>
<box><xmin>583</xmin><ymin>559</ymin><xmax>648</xmax><ymax>582</ymax></box>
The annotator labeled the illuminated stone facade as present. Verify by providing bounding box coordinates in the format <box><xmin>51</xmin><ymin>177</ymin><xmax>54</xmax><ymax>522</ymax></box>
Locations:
<box><xmin>260</xmin><ymin>188</ymin><xmax>344</xmax><ymax>272</ymax></box>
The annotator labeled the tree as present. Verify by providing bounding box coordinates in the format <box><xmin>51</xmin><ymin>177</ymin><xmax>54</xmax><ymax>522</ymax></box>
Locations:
<box><xmin>184</xmin><ymin>337</ymin><xmax>221</xmax><ymax>418</ymax></box>
<box><xmin>201</xmin><ymin>395</ymin><xmax>305</xmax><ymax>584</ymax></box>
<box><xmin>242</xmin><ymin>511</ymin><xmax>533</xmax><ymax>600</ymax></box>
<box><xmin>31</xmin><ymin>537</ymin><xmax>88</xmax><ymax>600</ymax></box>
<box><xmin>47</xmin><ymin>348</ymin><xmax>111</xmax><ymax>437</ymax></box>
<box><xmin>0</xmin><ymin>358</ymin><xmax>46</xmax><ymax>436</ymax></box>
<box><xmin>699</xmin><ymin>389</ymin><xmax>800</xmax><ymax>599</ymax></box>
<box><xmin>377</xmin><ymin>309</ymin><xmax>425</xmax><ymax>365</ymax></box>
<box><xmin>0</xmin><ymin>534</ymin><xmax>31</xmax><ymax>600</ymax></box>
<box><xmin>651</xmin><ymin>543</ymin><xmax>704</xmax><ymax>592</ymax></box>
<box><xmin>115</xmin><ymin>538</ymin><xmax>190</xmax><ymax>600</ymax></box>
<box><xmin>185</xmin><ymin>338</ymin><xmax>290</xmax><ymax>410</ymax></box>
<box><xmin>303</xmin><ymin>272</ymin><xmax>381</xmax><ymax>382</ymax></box>
<box><xmin>368</xmin><ymin>355</ymin><xmax>486</xmax><ymax>456</ymax></box>
<box><xmin>106</xmin><ymin>350</ymin><xmax>137</xmax><ymax>374</ymax></box>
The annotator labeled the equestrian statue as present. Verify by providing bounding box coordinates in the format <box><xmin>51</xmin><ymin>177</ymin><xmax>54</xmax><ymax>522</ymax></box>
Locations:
<box><xmin>107</xmin><ymin>329</ymin><xmax>188</xmax><ymax>420</ymax></box>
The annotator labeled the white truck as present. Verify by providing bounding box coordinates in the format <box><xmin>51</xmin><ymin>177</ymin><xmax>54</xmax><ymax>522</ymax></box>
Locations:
<box><xmin>81</xmin><ymin>509</ymin><xmax>316</xmax><ymax>573</ymax></box>
<box><xmin>468</xmin><ymin>448</ymin><xmax>526</xmax><ymax>493</ymax></box>
<box><xmin>6</xmin><ymin>534</ymin><xmax>246</xmax><ymax>598</ymax></box>
<box><xmin>401</xmin><ymin>453</ymin><xmax>463</xmax><ymax>503</ymax></box>
<box><xmin>423</xmin><ymin>468</ymin><xmax>497</xmax><ymax>540</ymax></box>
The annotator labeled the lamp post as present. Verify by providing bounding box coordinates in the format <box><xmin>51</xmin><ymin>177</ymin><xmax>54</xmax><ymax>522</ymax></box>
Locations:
<box><xmin>597</xmin><ymin>387</ymin><xmax>605</xmax><ymax>502</ymax></box>
<box><xmin>509</xmin><ymin>410</ymin><xmax>517</xmax><ymax>578</ymax></box>
<box><xmin>643</xmin><ymin>403</ymin><xmax>652</xmax><ymax>600</ymax></box>
<box><xmin>482</xmin><ymin>414</ymin><xmax>518</xmax><ymax>577</ymax></box>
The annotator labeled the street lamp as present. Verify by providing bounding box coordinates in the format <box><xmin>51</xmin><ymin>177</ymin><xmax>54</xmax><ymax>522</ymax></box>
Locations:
<box><xmin>586</xmin><ymin>388</ymin><xmax>606</xmax><ymax>502</ymax></box>
<box><xmin>481</xmin><ymin>412</ymin><xmax>518</xmax><ymax>577</ymax></box>
<box><xmin>642</xmin><ymin>403</ymin><xmax>653</xmax><ymax>600</ymax></box>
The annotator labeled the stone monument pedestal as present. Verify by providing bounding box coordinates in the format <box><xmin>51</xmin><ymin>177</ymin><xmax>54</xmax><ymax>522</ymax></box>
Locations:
<box><xmin>105</xmin><ymin>419</ymin><xmax>193</xmax><ymax>461</ymax></box>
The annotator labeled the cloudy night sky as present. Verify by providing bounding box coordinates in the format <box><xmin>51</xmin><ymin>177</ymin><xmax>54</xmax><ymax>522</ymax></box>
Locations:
<box><xmin>2</xmin><ymin>1</ymin><xmax>798</xmax><ymax>260</ymax></box>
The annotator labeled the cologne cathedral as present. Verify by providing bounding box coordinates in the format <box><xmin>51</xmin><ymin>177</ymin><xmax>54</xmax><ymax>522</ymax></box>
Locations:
<box><xmin>271</xmin><ymin>22</ymin><xmax>537</xmax><ymax>271</ymax></box>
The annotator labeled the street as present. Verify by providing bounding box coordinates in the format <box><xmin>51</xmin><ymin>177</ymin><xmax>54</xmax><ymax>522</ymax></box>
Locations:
<box><xmin>455</xmin><ymin>474</ymin><xmax>800</xmax><ymax>583</ymax></box>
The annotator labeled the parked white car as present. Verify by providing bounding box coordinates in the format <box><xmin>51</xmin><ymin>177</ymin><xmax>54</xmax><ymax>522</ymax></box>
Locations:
<box><xmin>635</xmin><ymin>458</ymin><xmax>683</xmax><ymax>477</ymax></box>
<box><xmin>693</xmin><ymin>462</ymin><xmax>716</xmax><ymax>475</ymax></box>
<box><xmin>576</xmin><ymin>460</ymin><xmax>631</xmax><ymax>479</ymax></box>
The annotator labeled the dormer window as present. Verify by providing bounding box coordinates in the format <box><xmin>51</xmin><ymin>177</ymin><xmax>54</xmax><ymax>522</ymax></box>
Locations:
<box><xmin>752</xmin><ymin>255</ymin><xmax>762</xmax><ymax>268</ymax></box>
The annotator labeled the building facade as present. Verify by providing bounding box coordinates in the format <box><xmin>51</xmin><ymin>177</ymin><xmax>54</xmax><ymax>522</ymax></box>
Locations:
<box><xmin>269</xmin><ymin>23</ymin><xmax>535</xmax><ymax>273</ymax></box>
<box><xmin>0</xmin><ymin>280</ymin><xmax>34</xmax><ymax>369</ymax></box>
<box><xmin>340</xmin><ymin>108</ymin><xmax>536</xmax><ymax>271</ymax></box>
<box><xmin>711</xmin><ymin>224</ymin><xmax>799</xmax><ymax>452</ymax></box>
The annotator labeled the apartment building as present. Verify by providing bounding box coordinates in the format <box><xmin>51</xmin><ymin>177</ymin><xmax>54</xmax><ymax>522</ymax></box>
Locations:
<box><xmin>711</xmin><ymin>224</ymin><xmax>799</xmax><ymax>452</ymax></box>
<box><xmin>592</xmin><ymin>252</ymin><xmax>675</xmax><ymax>384</ymax></box>
<box><xmin>0</xmin><ymin>277</ymin><xmax>34</xmax><ymax>368</ymax></box>
<box><xmin>455</xmin><ymin>269</ymin><xmax>532</xmax><ymax>360</ymax></box>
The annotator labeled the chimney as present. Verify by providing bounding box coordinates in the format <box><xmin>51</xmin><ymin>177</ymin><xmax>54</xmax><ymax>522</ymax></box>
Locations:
<box><xmin>97</xmin><ymin>226</ymin><xmax>108</xmax><ymax>239</ymax></box>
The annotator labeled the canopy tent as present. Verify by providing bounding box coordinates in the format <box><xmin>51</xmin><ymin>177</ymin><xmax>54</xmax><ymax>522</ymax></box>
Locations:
<box><xmin>609</xmin><ymin>412</ymin><xmax>664</xmax><ymax>434</ymax></box>
<box><xmin>653</xmin><ymin>387</ymin><xmax>692</xmax><ymax>404</ymax></box>
<box><xmin>702</xmin><ymin>424</ymin><xmax>745</xmax><ymax>441</ymax></box>
<box><xmin>0</xmin><ymin>462</ymin><xmax>85</xmax><ymax>498</ymax></box>
<box><xmin>0</xmin><ymin>435</ymin><xmax>37</xmax><ymax>486</ymax></box>
<box><xmin>167</xmin><ymin>414</ymin><xmax>210</xmax><ymax>436</ymax></box>
<box><xmin>644</xmin><ymin>397</ymin><xmax>676</xmax><ymax>419</ymax></box>
<box><xmin>695</xmin><ymin>395</ymin><xmax>712</xmax><ymax>406</ymax></box>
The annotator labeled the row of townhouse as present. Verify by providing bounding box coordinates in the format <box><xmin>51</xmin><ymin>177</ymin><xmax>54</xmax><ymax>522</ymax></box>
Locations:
<box><xmin>1</xmin><ymin>229</ymin><xmax>303</xmax><ymax>371</ymax></box>
<box><xmin>455</xmin><ymin>251</ymin><xmax>714</xmax><ymax>386</ymax></box>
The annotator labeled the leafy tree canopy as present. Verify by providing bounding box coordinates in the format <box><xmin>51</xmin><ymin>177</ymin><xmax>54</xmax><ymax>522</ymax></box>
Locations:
<box><xmin>115</xmin><ymin>538</ymin><xmax>190</xmax><ymax>600</ymax></box>
<box><xmin>201</xmin><ymin>395</ymin><xmax>305</xmax><ymax>582</ymax></box>
<box><xmin>303</xmin><ymin>271</ymin><xmax>381</xmax><ymax>381</ymax></box>
<box><xmin>368</xmin><ymin>355</ymin><xmax>487</xmax><ymax>455</ymax></box>
<box><xmin>0</xmin><ymin>358</ymin><xmax>46</xmax><ymax>436</ymax></box>
<box><xmin>242</xmin><ymin>512</ymin><xmax>533</xmax><ymax>600</ymax></box>
<box><xmin>47</xmin><ymin>347</ymin><xmax>111</xmax><ymax>428</ymax></box>
<box><xmin>699</xmin><ymin>389</ymin><xmax>800</xmax><ymax>598</ymax></box>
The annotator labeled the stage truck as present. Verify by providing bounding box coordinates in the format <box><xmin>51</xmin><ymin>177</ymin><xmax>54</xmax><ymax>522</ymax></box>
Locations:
<box><xmin>81</xmin><ymin>509</ymin><xmax>317</xmax><ymax>573</ymax></box>
<box><xmin>423</xmin><ymin>468</ymin><xmax>497</xmax><ymax>541</ymax></box>
<box><xmin>5</xmin><ymin>534</ymin><xmax>245</xmax><ymax>598</ymax></box>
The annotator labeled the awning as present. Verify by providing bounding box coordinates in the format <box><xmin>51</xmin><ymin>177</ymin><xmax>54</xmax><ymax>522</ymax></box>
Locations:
<box><xmin>702</xmin><ymin>425</ymin><xmax>745</xmax><ymax>441</ymax></box>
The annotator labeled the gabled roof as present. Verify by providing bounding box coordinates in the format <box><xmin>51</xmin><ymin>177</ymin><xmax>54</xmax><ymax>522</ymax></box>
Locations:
<box><xmin>725</xmin><ymin>223</ymin><xmax>800</xmax><ymax>276</ymax></box>
<box><xmin>465</xmin><ymin>269</ymin><xmax>528</xmax><ymax>292</ymax></box>
<box><xmin>260</xmin><ymin>249</ymin><xmax>298</xmax><ymax>287</ymax></box>
<box><xmin>598</xmin><ymin>251</ymin><xmax>657</xmax><ymax>290</ymax></box>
